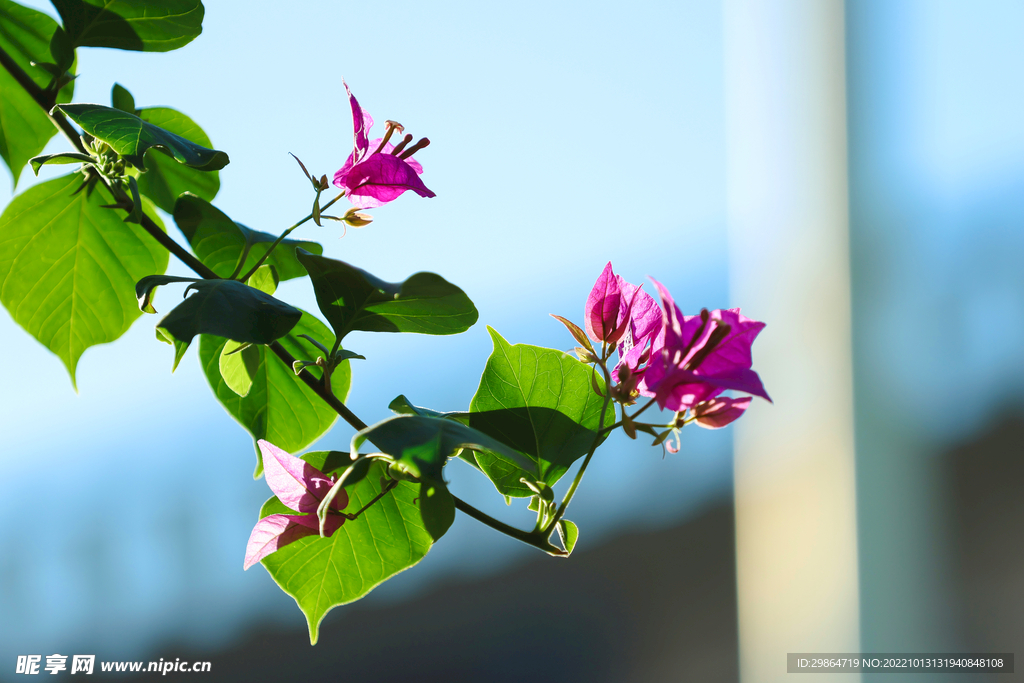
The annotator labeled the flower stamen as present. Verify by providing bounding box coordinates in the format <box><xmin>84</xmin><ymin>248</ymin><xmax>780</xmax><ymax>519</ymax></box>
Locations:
<box><xmin>398</xmin><ymin>137</ymin><xmax>430</xmax><ymax>159</ymax></box>
<box><xmin>391</xmin><ymin>134</ymin><xmax>414</xmax><ymax>156</ymax></box>
<box><xmin>372</xmin><ymin>120</ymin><xmax>404</xmax><ymax>155</ymax></box>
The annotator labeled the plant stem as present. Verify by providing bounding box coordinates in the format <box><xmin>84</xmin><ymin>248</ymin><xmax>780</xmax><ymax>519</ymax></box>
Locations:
<box><xmin>237</xmin><ymin>191</ymin><xmax>346</xmax><ymax>282</ymax></box>
<box><xmin>453</xmin><ymin>497</ymin><xmax>563</xmax><ymax>555</ymax></box>
<box><xmin>3</xmin><ymin>45</ymin><xmax>548</xmax><ymax>553</ymax></box>
<box><xmin>545</xmin><ymin>360</ymin><xmax>615</xmax><ymax>535</ymax></box>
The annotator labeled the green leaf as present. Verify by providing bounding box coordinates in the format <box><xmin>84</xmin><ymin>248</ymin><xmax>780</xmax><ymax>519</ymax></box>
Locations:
<box><xmin>387</xmin><ymin>394</ymin><xmax>468</xmax><ymax>422</ymax></box>
<box><xmin>296</xmin><ymin>249</ymin><xmax>478</xmax><ymax>342</ymax></box>
<box><xmin>0</xmin><ymin>174</ymin><xmax>167</xmax><ymax>387</ymax></box>
<box><xmin>135</xmin><ymin>106</ymin><xmax>220</xmax><ymax>213</ymax></box>
<box><xmin>54</xmin><ymin>103</ymin><xmax>228</xmax><ymax>171</ymax></box>
<box><xmin>134</xmin><ymin>273</ymin><xmax>197</xmax><ymax>313</ymax></box>
<box><xmin>199</xmin><ymin>310</ymin><xmax>352</xmax><ymax>478</ymax></box>
<box><xmin>110</xmin><ymin>82</ymin><xmax>135</xmax><ymax>113</ymax></box>
<box><xmin>219</xmin><ymin>340</ymin><xmax>258</xmax><ymax>397</ymax></box>
<box><xmin>556</xmin><ymin>519</ymin><xmax>579</xmax><ymax>555</ymax></box>
<box><xmin>154</xmin><ymin>279</ymin><xmax>301</xmax><ymax>370</ymax></box>
<box><xmin>173</xmin><ymin>194</ymin><xmax>322</xmax><ymax>280</ymax></box>
<box><xmin>468</xmin><ymin>327</ymin><xmax>616</xmax><ymax>497</ymax></box>
<box><xmin>260</xmin><ymin>456</ymin><xmax>454</xmax><ymax>645</ymax></box>
<box><xmin>246</xmin><ymin>264</ymin><xmax>278</xmax><ymax>295</ymax></box>
<box><xmin>29</xmin><ymin>152</ymin><xmax>94</xmax><ymax>174</ymax></box>
<box><xmin>51</xmin><ymin>0</ymin><xmax>203</xmax><ymax>52</ymax></box>
<box><xmin>0</xmin><ymin>0</ymin><xmax>76</xmax><ymax>186</ymax></box>
<box><xmin>351</xmin><ymin>414</ymin><xmax>536</xmax><ymax>484</ymax></box>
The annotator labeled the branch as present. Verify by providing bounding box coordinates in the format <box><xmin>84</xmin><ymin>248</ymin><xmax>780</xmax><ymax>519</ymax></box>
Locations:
<box><xmin>3</xmin><ymin>42</ymin><xmax>551</xmax><ymax>552</ymax></box>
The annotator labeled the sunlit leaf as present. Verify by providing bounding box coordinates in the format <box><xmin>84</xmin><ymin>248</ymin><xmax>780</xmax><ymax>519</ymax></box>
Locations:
<box><xmin>0</xmin><ymin>0</ymin><xmax>76</xmax><ymax>186</ymax></box>
<box><xmin>0</xmin><ymin>174</ymin><xmax>167</xmax><ymax>387</ymax></box>
<box><xmin>259</xmin><ymin>455</ymin><xmax>454</xmax><ymax>644</ymax></box>
<box><xmin>199</xmin><ymin>310</ymin><xmax>352</xmax><ymax>478</ymax></box>
<box><xmin>468</xmin><ymin>327</ymin><xmax>615</xmax><ymax>497</ymax></box>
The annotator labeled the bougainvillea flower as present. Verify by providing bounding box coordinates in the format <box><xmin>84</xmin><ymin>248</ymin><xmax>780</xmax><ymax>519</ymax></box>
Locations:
<box><xmin>692</xmin><ymin>396</ymin><xmax>752</xmax><ymax>429</ymax></box>
<box><xmin>613</xmin><ymin>273</ymin><xmax>661</xmax><ymax>377</ymax></box>
<box><xmin>243</xmin><ymin>441</ymin><xmax>350</xmax><ymax>570</ymax></box>
<box><xmin>641</xmin><ymin>279</ymin><xmax>770</xmax><ymax>412</ymax></box>
<box><xmin>333</xmin><ymin>81</ymin><xmax>436</xmax><ymax>209</ymax></box>
<box><xmin>585</xmin><ymin>262</ymin><xmax>661</xmax><ymax>359</ymax></box>
<box><xmin>585</xmin><ymin>263</ymin><xmax>625</xmax><ymax>343</ymax></box>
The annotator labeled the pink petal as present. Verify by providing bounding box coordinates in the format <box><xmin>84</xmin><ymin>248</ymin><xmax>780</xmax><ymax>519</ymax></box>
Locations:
<box><xmin>366</xmin><ymin>139</ymin><xmax>425</xmax><ymax>174</ymax></box>
<box><xmin>258</xmin><ymin>440</ymin><xmax>349</xmax><ymax>513</ymax></box>
<box><xmin>654</xmin><ymin>366</ymin><xmax>771</xmax><ymax>411</ymax></box>
<box><xmin>340</xmin><ymin>153</ymin><xmax>436</xmax><ymax>209</ymax></box>
<box><xmin>243</xmin><ymin>513</ymin><xmax>345</xmax><ymax>570</ymax></box>
<box><xmin>615</xmin><ymin>277</ymin><xmax>660</xmax><ymax>350</ymax></box>
<box><xmin>344</xmin><ymin>80</ymin><xmax>373</xmax><ymax>161</ymax></box>
<box><xmin>584</xmin><ymin>262</ymin><xmax>621</xmax><ymax>343</ymax></box>
<box><xmin>693</xmin><ymin>396</ymin><xmax>752</xmax><ymax>429</ymax></box>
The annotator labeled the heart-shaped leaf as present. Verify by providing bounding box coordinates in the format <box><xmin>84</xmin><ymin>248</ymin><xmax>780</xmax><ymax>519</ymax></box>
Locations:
<box><xmin>259</xmin><ymin>454</ymin><xmax>454</xmax><ymax>644</ymax></box>
<box><xmin>153</xmin><ymin>279</ymin><xmax>301</xmax><ymax>370</ymax></box>
<box><xmin>51</xmin><ymin>0</ymin><xmax>203</xmax><ymax>52</ymax></box>
<box><xmin>199</xmin><ymin>310</ymin><xmax>352</xmax><ymax>478</ymax></box>
<box><xmin>296</xmin><ymin>250</ymin><xmax>478</xmax><ymax>342</ymax></box>
<box><xmin>0</xmin><ymin>174</ymin><xmax>167</xmax><ymax>387</ymax></box>
<box><xmin>0</xmin><ymin>0</ymin><xmax>76</xmax><ymax>186</ymax></box>
<box><xmin>54</xmin><ymin>103</ymin><xmax>228</xmax><ymax>171</ymax></box>
<box><xmin>134</xmin><ymin>106</ymin><xmax>220</xmax><ymax>212</ymax></box>
<box><xmin>468</xmin><ymin>327</ymin><xmax>615</xmax><ymax>497</ymax></box>
<box><xmin>173</xmin><ymin>194</ymin><xmax>321</xmax><ymax>280</ymax></box>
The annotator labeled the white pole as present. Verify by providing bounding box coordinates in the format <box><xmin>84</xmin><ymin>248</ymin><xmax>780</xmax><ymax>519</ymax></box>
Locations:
<box><xmin>723</xmin><ymin>1</ymin><xmax>861</xmax><ymax>681</ymax></box>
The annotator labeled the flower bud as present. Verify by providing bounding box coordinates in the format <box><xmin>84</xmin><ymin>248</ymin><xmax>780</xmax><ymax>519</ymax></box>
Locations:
<box><xmin>341</xmin><ymin>207</ymin><xmax>373</xmax><ymax>227</ymax></box>
<box><xmin>574</xmin><ymin>346</ymin><xmax>597</xmax><ymax>363</ymax></box>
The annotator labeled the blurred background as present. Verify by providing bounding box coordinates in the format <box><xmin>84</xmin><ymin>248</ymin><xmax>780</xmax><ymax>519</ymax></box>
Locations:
<box><xmin>0</xmin><ymin>0</ymin><xmax>1021</xmax><ymax>681</ymax></box>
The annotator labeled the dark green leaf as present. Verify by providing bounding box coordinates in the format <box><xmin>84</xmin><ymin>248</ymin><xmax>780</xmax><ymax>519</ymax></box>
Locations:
<box><xmin>199</xmin><ymin>310</ymin><xmax>352</xmax><ymax>478</ymax></box>
<box><xmin>351</xmin><ymin>414</ymin><xmax>536</xmax><ymax>484</ymax></box>
<box><xmin>260</xmin><ymin>456</ymin><xmax>454</xmax><ymax>644</ymax></box>
<box><xmin>0</xmin><ymin>173</ymin><xmax>168</xmax><ymax>387</ymax></box>
<box><xmin>387</xmin><ymin>394</ymin><xmax>468</xmax><ymax>422</ymax></box>
<box><xmin>468</xmin><ymin>327</ymin><xmax>616</xmax><ymax>497</ymax></box>
<box><xmin>135</xmin><ymin>274</ymin><xmax>197</xmax><ymax>313</ymax></box>
<box><xmin>0</xmin><ymin>0</ymin><xmax>76</xmax><ymax>186</ymax></box>
<box><xmin>54</xmin><ymin>103</ymin><xmax>228</xmax><ymax>171</ymax></box>
<box><xmin>173</xmin><ymin>194</ymin><xmax>322</xmax><ymax>280</ymax></box>
<box><xmin>296</xmin><ymin>249</ymin><xmax>478</xmax><ymax>342</ymax></box>
<box><xmin>135</xmin><ymin>106</ymin><xmax>219</xmax><ymax>212</ymax></box>
<box><xmin>154</xmin><ymin>279</ymin><xmax>301</xmax><ymax>370</ymax></box>
<box><xmin>29</xmin><ymin>152</ymin><xmax>93</xmax><ymax>174</ymax></box>
<box><xmin>110</xmin><ymin>82</ymin><xmax>134</xmax><ymax>113</ymax></box>
<box><xmin>51</xmin><ymin>0</ymin><xmax>203</xmax><ymax>52</ymax></box>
